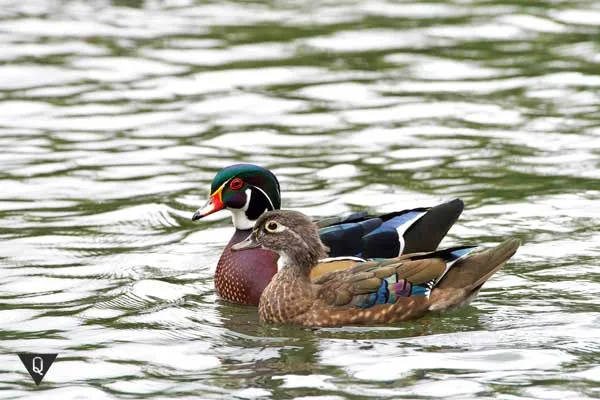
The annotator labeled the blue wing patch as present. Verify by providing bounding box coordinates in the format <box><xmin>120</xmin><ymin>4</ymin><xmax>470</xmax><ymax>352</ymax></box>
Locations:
<box><xmin>356</xmin><ymin>273</ymin><xmax>430</xmax><ymax>308</ymax></box>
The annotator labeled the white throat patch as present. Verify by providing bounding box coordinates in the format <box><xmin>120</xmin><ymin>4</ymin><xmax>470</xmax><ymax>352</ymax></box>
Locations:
<box><xmin>276</xmin><ymin>252</ymin><xmax>292</xmax><ymax>271</ymax></box>
<box><xmin>230</xmin><ymin>188</ymin><xmax>255</xmax><ymax>230</ymax></box>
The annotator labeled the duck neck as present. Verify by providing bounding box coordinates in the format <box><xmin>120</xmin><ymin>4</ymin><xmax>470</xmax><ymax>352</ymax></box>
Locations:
<box><xmin>261</xmin><ymin>259</ymin><xmax>315</xmax><ymax>323</ymax></box>
<box><xmin>230</xmin><ymin>208</ymin><xmax>256</xmax><ymax>230</ymax></box>
<box><xmin>275</xmin><ymin>253</ymin><xmax>313</xmax><ymax>284</ymax></box>
<box><xmin>278</xmin><ymin>263</ymin><xmax>311</xmax><ymax>283</ymax></box>
<box><xmin>230</xmin><ymin>187</ymin><xmax>276</xmax><ymax>230</ymax></box>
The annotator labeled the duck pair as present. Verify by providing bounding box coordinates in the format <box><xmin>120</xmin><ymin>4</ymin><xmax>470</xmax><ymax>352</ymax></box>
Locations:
<box><xmin>192</xmin><ymin>164</ymin><xmax>520</xmax><ymax>327</ymax></box>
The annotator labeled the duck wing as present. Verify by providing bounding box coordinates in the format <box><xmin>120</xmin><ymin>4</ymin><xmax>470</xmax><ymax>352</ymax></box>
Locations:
<box><xmin>316</xmin><ymin>199</ymin><xmax>464</xmax><ymax>259</ymax></box>
<box><xmin>313</xmin><ymin>246</ymin><xmax>478</xmax><ymax>308</ymax></box>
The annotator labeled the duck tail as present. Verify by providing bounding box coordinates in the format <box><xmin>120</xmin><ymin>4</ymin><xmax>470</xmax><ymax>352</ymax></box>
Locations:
<box><xmin>428</xmin><ymin>238</ymin><xmax>521</xmax><ymax>312</ymax></box>
<box><xmin>402</xmin><ymin>198</ymin><xmax>464</xmax><ymax>253</ymax></box>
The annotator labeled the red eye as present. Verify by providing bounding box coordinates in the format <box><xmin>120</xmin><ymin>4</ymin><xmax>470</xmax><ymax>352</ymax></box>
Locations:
<box><xmin>229</xmin><ymin>178</ymin><xmax>243</xmax><ymax>190</ymax></box>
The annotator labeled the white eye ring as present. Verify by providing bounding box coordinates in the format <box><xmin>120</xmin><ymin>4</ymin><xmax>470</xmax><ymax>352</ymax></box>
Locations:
<box><xmin>265</xmin><ymin>221</ymin><xmax>283</xmax><ymax>233</ymax></box>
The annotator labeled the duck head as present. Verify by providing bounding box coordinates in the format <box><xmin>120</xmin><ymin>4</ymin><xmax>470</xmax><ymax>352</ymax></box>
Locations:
<box><xmin>231</xmin><ymin>210</ymin><xmax>329</xmax><ymax>273</ymax></box>
<box><xmin>192</xmin><ymin>164</ymin><xmax>281</xmax><ymax>230</ymax></box>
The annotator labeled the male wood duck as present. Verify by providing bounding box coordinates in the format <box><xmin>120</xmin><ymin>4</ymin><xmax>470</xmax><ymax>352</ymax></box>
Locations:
<box><xmin>192</xmin><ymin>164</ymin><xmax>465</xmax><ymax>305</ymax></box>
<box><xmin>232</xmin><ymin>210</ymin><xmax>520</xmax><ymax>327</ymax></box>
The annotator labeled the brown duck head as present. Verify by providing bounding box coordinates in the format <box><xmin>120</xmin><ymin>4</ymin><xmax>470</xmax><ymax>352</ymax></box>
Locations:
<box><xmin>231</xmin><ymin>210</ymin><xmax>329</xmax><ymax>274</ymax></box>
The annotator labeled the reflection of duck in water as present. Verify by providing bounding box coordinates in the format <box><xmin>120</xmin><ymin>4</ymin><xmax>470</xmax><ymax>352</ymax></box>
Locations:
<box><xmin>192</xmin><ymin>164</ymin><xmax>464</xmax><ymax>305</ymax></box>
<box><xmin>232</xmin><ymin>210</ymin><xmax>520</xmax><ymax>328</ymax></box>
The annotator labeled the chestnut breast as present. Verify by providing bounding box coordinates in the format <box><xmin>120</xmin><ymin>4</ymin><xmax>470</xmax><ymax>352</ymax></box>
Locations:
<box><xmin>214</xmin><ymin>229</ymin><xmax>278</xmax><ymax>305</ymax></box>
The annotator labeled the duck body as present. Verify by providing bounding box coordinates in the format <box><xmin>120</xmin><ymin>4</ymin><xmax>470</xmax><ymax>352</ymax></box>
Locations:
<box><xmin>258</xmin><ymin>245</ymin><xmax>480</xmax><ymax>327</ymax></box>
<box><xmin>194</xmin><ymin>164</ymin><xmax>465</xmax><ymax>306</ymax></box>
<box><xmin>232</xmin><ymin>210</ymin><xmax>521</xmax><ymax>327</ymax></box>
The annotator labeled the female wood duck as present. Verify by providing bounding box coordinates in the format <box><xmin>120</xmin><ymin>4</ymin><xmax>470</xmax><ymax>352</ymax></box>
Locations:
<box><xmin>192</xmin><ymin>164</ymin><xmax>465</xmax><ymax>305</ymax></box>
<box><xmin>232</xmin><ymin>210</ymin><xmax>520</xmax><ymax>327</ymax></box>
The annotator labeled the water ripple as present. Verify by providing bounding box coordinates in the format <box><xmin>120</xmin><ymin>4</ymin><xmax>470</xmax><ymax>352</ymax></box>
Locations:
<box><xmin>1</xmin><ymin>0</ymin><xmax>599</xmax><ymax>398</ymax></box>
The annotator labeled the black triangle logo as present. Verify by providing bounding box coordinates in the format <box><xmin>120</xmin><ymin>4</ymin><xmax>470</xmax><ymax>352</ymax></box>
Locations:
<box><xmin>18</xmin><ymin>353</ymin><xmax>58</xmax><ymax>385</ymax></box>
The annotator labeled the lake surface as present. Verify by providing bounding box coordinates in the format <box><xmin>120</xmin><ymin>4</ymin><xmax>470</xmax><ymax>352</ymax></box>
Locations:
<box><xmin>1</xmin><ymin>0</ymin><xmax>599</xmax><ymax>398</ymax></box>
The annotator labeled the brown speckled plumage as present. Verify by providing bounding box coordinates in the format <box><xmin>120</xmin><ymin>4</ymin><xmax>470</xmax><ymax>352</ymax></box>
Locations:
<box><xmin>233</xmin><ymin>210</ymin><xmax>521</xmax><ymax>327</ymax></box>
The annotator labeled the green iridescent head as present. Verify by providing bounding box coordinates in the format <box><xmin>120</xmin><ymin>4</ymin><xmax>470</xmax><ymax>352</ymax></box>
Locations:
<box><xmin>192</xmin><ymin>164</ymin><xmax>281</xmax><ymax>230</ymax></box>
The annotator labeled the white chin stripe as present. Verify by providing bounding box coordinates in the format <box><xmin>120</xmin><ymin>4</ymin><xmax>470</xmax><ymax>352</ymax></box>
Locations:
<box><xmin>230</xmin><ymin>188</ymin><xmax>255</xmax><ymax>230</ymax></box>
<box><xmin>231</xmin><ymin>209</ymin><xmax>255</xmax><ymax>230</ymax></box>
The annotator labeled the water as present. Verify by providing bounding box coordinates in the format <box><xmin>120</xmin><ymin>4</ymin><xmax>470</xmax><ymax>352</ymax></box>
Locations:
<box><xmin>1</xmin><ymin>0</ymin><xmax>599</xmax><ymax>398</ymax></box>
